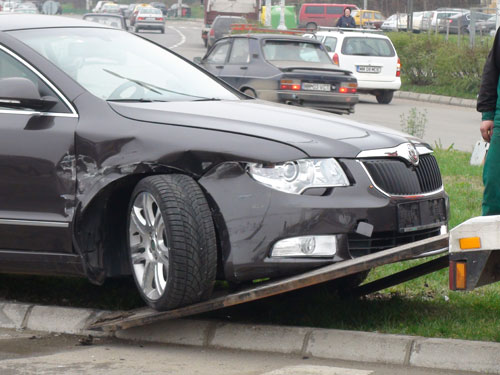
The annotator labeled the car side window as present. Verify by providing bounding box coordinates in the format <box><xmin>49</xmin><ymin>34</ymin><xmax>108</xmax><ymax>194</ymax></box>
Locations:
<box><xmin>228</xmin><ymin>38</ymin><xmax>250</xmax><ymax>64</ymax></box>
<box><xmin>326</xmin><ymin>6</ymin><xmax>342</xmax><ymax>15</ymax></box>
<box><xmin>0</xmin><ymin>48</ymin><xmax>68</xmax><ymax>113</ymax></box>
<box><xmin>323</xmin><ymin>37</ymin><xmax>337</xmax><ymax>52</ymax></box>
<box><xmin>374</xmin><ymin>12</ymin><xmax>384</xmax><ymax>20</ymax></box>
<box><xmin>205</xmin><ymin>41</ymin><xmax>230</xmax><ymax>64</ymax></box>
<box><xmin>305</xmin><ymin>6</ymin><xmax>324</xmax><ymax>15</ymax></box>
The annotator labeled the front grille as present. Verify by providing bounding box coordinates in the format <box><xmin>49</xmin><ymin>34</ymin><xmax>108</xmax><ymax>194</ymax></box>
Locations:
<box><xmin>348</xmin><ymin>227</ymin><xmax>442</xmax><ymax>258</ymax></box>
<box><xmin>363</xmin><ymin>154</ymin><xmax>442</xmax><ymax>196</ymax></box>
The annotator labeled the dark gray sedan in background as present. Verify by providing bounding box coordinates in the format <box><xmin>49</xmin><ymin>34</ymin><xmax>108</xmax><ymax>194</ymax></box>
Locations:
<box><xmin>197</xmin><ymin>34</ymin><xmax>359</xmax><ymax>115</ymax></box>
<box><xmin>0</xmin><ymin>15</ymin><xmax>447</xmax><ymax>311</ymax></box>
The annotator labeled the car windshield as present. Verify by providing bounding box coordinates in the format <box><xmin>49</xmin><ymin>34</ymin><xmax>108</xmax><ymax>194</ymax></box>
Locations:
<box><xmin>262</xmin><ymin>40</ymin><xmax>331</xmax><ymax>63</ymax></box>
<box><xmin>341</xmin><ymin>37</ymin><xmax>395</xmax><ymax>57</ymax></box>
<box><xmin>10</xmin><ymin>28</ymin><xmax>239</xmax><ymax>102</ymax></box>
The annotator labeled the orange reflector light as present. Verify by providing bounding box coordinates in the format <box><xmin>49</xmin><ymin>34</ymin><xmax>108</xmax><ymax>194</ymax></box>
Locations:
<box><xmin>459</xmin><ymin>237</ymin><xmax>481</xmax><ymax>250</ymax></box>
<box><xmin>455</xmin><ymin>262</ymin><xmax>467</xmax><ymax>289</ymax></box>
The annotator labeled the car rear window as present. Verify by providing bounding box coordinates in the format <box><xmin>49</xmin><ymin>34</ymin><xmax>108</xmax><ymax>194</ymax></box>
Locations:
<box><xmin>326</xmin><ymin>6</ymin><xmax>343</xmax><ymax>15</ymax></box>
<box><xmin>341</xmin><ymin>37</ymin><xmax>395</xmax><ymax>57</ymax></box>
<box><xmin>215</xmin><ymin>17</ymin><xmax>245</xmax><ymax>31</ymax></box>
<box><xmin>139</xmin><ymin>7</ymin><xmax>162</xmax><ymax>15</ymax></box>
<box><xmin>262</xmin><ymin>40</ymin><xmax>331</xmax><ymax>64</ymax></box>
<box><xmin>305</xmin><ymin>6</ymin><xmax>324</xmax><ymax>15</ymax></box>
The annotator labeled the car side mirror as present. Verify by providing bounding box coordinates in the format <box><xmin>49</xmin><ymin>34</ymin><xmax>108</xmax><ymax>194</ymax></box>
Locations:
<box><xmin>193</xmin><ymin>57</ymin><xmax>202</xmax><ymax>64</ymax></box>
<box><xmin>0</xmin><ymin>77</ymin><xmax>57</xmax><ymax>111</ymax></box>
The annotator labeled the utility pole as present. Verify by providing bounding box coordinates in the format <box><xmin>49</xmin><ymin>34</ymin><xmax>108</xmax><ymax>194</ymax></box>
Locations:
<box><xmin>407</xmin><ymin>0</ymin><xmax>413</xmax><ymax>32</ymax></box>
<box><xmin>277</xmin><ymin>0</ymin><xmax>287</xmax><ymax>30</ymax></box>
<box><xmin>265</xmin><ymin>0</ymin><xmax>271</xmax><ymax>27</ymax></box>
<box><xmin>363</xmin><ymin>0</ymin><xmax>367</xmax><ymax>9</ymax></box>
<box><xmin>177</xmin><ymin>0</ymin><xmax>182</xmax><ymax>17</ymax></box>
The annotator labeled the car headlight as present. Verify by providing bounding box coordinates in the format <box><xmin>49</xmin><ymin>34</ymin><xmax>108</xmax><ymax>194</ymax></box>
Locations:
<box><xmin>247</xmin><ymin>158</ymin><xmax>349</xmax><ymax>194</ymax></box>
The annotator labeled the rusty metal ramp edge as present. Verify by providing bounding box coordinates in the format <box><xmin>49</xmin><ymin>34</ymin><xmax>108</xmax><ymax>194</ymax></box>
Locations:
<box><xmin>87</xmin><ymin>233</ymin><xmax>449</xmax><ymax>331</ymax></box>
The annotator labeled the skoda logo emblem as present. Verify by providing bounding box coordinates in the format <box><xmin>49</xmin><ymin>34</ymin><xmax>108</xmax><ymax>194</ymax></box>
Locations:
<box><xmin>407</xmin><ymin>144</ymin><xmax>419</xmax><ymax>166</ymax></box>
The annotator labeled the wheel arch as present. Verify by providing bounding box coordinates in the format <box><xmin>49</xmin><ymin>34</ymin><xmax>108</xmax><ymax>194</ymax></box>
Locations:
<box><xmin>73</xmin><ymin>168</ymin><xmax>225</xmax><ymax>285</ymax></box>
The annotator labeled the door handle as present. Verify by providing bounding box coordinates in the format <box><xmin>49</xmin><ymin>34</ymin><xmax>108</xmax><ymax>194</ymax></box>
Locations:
<box><xmin>240</xmin><ymin>66</ymin><xmax>248</xmax><ymax>70</ymax></box>
<box><xmin>215</xmin><ymin>65</ymin><xmax>224</xmax><ymax>69</ymax></box>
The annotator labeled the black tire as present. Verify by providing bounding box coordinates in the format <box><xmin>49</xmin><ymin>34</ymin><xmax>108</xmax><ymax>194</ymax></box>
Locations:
<box><xmin>127</xmin><ymin>174</ymin><xmax>217</xmax><ymax>311</ymax></box>
<box><xmin>161</xmin><ymin>28</ymin><xmax>165</xmax><ymax>34</ymax></box>
<box><xmin>242</xmin><ymin>88</ymin><xmax>257</xmax><ymax>98</ymax></box>
<box><xmin>306</xmin><ymin>22</ymin><xmax>317</xmax><ymax>31</ymax></box>
<box><xmin>376</xmin><ymin>90</ymin><xmax>394</xmax><ymax>104</ymax></box>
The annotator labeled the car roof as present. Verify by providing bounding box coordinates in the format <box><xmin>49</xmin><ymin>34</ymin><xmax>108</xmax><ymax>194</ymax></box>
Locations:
<box><xmin>313</xmin><ymin>30</ymin><xmax>389</xmax><ymax>39</ymax></box>
<box><xmin>83</xmin><ymin>12</ymin><xmax>124</xmax><ymax>18</ymax></box>
<box><xmin>214</xmin><ymin>15</ymin><xmax>246</xmax><ymax>19</ymax></box>
<box><xmin>226</xmin><ymin>33</ymin><xmax>323</xmax><ymax>43</ymax></box>
<box><xmin>0</xmin><ymin>14</ymin><xmax>108</xmax><ymax>31</ymax></box>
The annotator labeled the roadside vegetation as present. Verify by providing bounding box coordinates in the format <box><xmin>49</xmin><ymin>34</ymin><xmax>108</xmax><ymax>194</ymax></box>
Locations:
<box><xmin>387</xmin><ymin>32</ymin><xmax>492</xmax><ymax>99</ymax></box>
<box><xmin>1</xmin><ymin>149</ymin><xmax>498</xmax><ymax>342</ymax></box>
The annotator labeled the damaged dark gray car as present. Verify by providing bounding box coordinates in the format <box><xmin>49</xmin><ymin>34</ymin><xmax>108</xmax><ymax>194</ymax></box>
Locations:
<box><xmin>0</xmin><ymin>15</ymin><xmax>448</xmax><ymax>310</ymax></box>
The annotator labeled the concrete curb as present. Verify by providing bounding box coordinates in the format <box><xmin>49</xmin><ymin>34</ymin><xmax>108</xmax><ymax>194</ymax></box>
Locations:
<box><xmin>1</xmin><ymin>302</ymin><xmax>499</xmax><ymax>374</ymax></box>
<box><xmin>394</xmin><ymin>91</ymin><xmax>476</xmax><ymax>108</ymax></box>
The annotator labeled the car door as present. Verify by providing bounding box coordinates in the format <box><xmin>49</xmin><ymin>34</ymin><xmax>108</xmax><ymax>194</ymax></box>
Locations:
<box><xmin>0</xmin><ymin>45</ymin><xmax>76</xmax><ymax>255</ymax></box>
<box><xmin>201</xmin><ymin>39</ymin><xmax>231</xmax><ymax>78</ymax></box>
<box><xmin>218</xmin><ymin>38</ymin><xmax>250</xmax><ymax>89</ymax></box>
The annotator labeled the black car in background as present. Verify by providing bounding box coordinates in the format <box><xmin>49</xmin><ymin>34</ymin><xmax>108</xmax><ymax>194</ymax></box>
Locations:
<box><xmin>439</xmin><ymin>11</ymin><xmax>490</xmax><ymax>34</ymax></box>
<box><xmin>0</xmin><ymin>15</ymin><xmax>447</xmax><ymax>311</ymax></box>
<box><xmin>150</xmin><ymin>1</ymin><xmax>167</xmax><ymax>15</ymax></box>
<box><xmin>207</xmin><ymin>15</ymin><xmax>246</xmax><ymax>49</ymax></box>
<box><xmin>197</xmin><ymin>34</ymin><xmax>358</xmax><ymax>115</ymax></box>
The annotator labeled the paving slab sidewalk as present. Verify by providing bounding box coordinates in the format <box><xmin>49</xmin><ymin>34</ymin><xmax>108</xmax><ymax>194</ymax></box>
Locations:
<box><xmin>0</xmin><ymin>302</ymin><xmax>498</xmax><ymax>374</ymax></box>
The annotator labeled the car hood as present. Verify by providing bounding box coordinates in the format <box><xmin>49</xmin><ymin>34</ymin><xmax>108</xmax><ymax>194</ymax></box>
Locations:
<box><xmin>108</xmin><ymin>99</ymin><xmax>416</xmax><ymax>159</ymax></box>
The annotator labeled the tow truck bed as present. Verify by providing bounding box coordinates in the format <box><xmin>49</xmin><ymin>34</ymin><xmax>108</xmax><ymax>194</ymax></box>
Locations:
<box><xmin>87</xmin><ymin>233</ymin><xmax>449</xmax><ymax>331</ymax></box>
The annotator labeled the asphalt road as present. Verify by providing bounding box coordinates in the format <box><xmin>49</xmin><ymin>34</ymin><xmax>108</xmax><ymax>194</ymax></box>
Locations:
<box><xmin>138</xmin><ymin>19</ymin><xmax>480</xmax><ymax>153</ymax></box>
<box><xmin>0</xmin><ymin>328</ymin><xmax>477</xmax><ymax>375</ymax></box>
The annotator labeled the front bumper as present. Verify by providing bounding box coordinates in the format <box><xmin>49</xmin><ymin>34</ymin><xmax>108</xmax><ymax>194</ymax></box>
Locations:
<box><xmin>199</xmin><ymin>160</ymin><xmax>448</xmax><ymax>283</ymax></box>
<box><xmin>258</xmin><ymin>89</ymin><xmax>358</xmax><ymax>115</ymax></box>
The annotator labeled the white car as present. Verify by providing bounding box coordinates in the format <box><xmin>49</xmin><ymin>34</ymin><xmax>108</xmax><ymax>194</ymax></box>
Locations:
<box><xmin>307</xmin><ymin>30</ymin><xmax>401</xmax><ymax>104</ymax></box>
<box><xmin>381</xmin><ymin>13</ymin><xmax>407</xmax><ymax>31</ymax></box>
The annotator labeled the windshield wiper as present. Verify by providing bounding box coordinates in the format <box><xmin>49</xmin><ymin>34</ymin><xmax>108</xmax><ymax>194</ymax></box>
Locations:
<box><xmin>107</xmin><ymin>98</ymin><xmax>156</xmax><ymax>102</ymax></box>
<box><xmin>103</xmin><ymin>69</ymin><xmax>218</xmax><ymax>100</ymax></box>
<box><xmin>103</xmin><ymin>69</ymin><xmax>163</xmax><ymax>95</ymax></box>
<box><xmin>193</xmin><ymin>98</ymin><xmax>222</xmax><ymax>102</ymax></box>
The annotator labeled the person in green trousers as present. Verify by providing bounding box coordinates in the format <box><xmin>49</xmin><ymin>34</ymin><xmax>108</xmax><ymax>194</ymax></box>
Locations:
<box><xmin>478</xmin><ymin>30</ymin><xmax>500</xmax><ymax>215</ymax></box>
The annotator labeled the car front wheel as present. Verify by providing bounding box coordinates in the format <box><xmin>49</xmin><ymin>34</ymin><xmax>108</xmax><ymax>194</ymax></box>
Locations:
<box><xmin>376</xmin><ymin>90</ymin><xmax>394</xmax><ymax>104</ymax></box>
<box><xmin>127</xmin><ymin>174</ymin><xmax>217</xmax><ymax>311</ymax></box>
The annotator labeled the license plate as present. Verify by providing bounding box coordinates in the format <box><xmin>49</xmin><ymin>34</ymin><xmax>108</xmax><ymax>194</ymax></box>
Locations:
<box><xmin>397</xmin><ymin>198</ymin><xmax>447</xmax><ymax>232</ymax></box>
<box><xmin>146</xmin><ymin>17</ymin><xmax>155</xmax><ymax>21</ymax></box>
<box><xmin>356</xmin><ymin>65</ymin><xmax>381</xmax><ymax>74</ymax></box>
<box><xmin>302</xmin><ymin>83</ymin><xmax>331</xmax><ymax>91</ymax></box>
